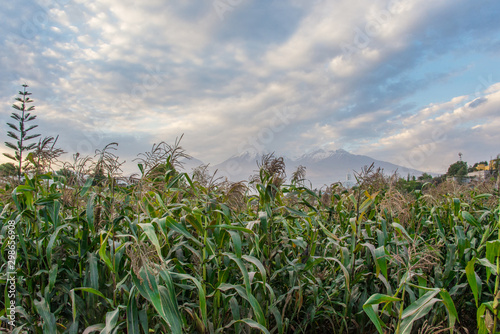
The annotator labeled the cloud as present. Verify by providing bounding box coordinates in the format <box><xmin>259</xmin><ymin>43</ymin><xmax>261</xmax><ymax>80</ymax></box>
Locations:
<box><xmin>0</xmin><ymin>0</ymin><xmax>500</xmax><ymax>175</ymax></box>
<box><xmin>358</xmin><ymin>83</ymin><xmax>500</xmax><ymax>173</ymax></box>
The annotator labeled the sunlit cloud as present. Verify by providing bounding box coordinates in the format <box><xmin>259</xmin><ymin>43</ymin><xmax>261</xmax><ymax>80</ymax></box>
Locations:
<box><xmin>1</xmin><ymin>0</ymin><xmax>500</xmax><ymax>175</ymax></box>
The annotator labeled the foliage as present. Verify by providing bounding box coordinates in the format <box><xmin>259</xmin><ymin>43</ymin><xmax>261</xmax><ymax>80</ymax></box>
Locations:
<box><xmin>1</xmin><ymin>144</ymin><xmax>499</xmax><ymax>333</ymax></box>
<box><xmin>3</xmin><ymin>84</ymin><xmax>41</xmax><ymax>181</ymax></box>
<box><xmin>0</xmin><ymin>163</ymin><xmax>17</xmax><ymax>177</ymax></box>
<box><xmin>447</xmin><ymin>161</ymin><xmax>468</xmax><ymax>177</ymax></box>
<box><xmin>395</xmin><ymin>177</ymin><xmax>423</xmax><ymax>193</ymax></box>
<box><xmin>418</xmin><ymin>173</ymin><xmax>433</xmax><ymax>181</ymax></box>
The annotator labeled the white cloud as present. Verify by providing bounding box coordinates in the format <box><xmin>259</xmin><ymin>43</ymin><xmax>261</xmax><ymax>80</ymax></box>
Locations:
<box><xmin>358</xmin><ymin>82</ymin><xmax>500</xmax><ymax>172</ymax></box>
<box><xmin>1</xmin><ymin>0</ymin><xmax>500</xmax><ymax>175</ymax></box>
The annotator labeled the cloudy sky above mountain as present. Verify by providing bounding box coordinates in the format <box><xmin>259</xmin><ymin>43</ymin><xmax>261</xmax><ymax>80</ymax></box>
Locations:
<box><xmin>1</xmin><ymin>0</ymin><xmax>500</xmax><ymax>174</ymax></box>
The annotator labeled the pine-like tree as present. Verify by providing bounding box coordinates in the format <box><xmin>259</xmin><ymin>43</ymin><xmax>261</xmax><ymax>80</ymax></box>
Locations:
<box><xmin>3</xmin><ymin>84</ymin><xmax>41</xmax><ymax>181</ymax></box>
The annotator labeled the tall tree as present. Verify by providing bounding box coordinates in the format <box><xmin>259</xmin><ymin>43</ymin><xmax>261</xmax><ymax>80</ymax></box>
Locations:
<box><xmin>3</xmin><ymin>84</ymin><xmax>41</xmax><ymax>181</ymax></box>
<box><xmin>447</xmin><ymin>161</ymin><xmax>468</xmax><ymax>177</ymax></box>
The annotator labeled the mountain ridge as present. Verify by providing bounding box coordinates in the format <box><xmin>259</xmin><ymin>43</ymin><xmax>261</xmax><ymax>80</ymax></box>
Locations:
<box><xmin>180</xmin><ymin>149</ymin><xmax>428</xmax><ymax>187</ymax></box>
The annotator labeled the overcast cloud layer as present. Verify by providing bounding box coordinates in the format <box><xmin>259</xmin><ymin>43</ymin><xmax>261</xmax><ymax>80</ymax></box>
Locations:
<box><xmin>1</xmin><ymin>0</ymin><xmax>500</xmax><ymax>174</ymax></box>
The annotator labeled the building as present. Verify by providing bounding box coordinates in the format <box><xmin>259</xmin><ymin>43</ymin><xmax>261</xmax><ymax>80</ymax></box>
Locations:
<box><xmin>476</xmin><ymin>163</ymin><xmax>489</xmax><ymax>171</ymax></box>
<box><xmin>467</xmin><ymin>170</ymin><xmax>489</xmax><ymax>180</ymax></box>
<box><xmin>473</xmin><ymin>159</ymin><xmax>499</xmax><ymax>172</ymax></box>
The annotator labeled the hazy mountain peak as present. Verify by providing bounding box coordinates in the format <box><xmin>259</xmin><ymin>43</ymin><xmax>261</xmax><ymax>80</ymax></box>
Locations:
<box><xmin>300</xmin><ymin>148</ymin><xmax>350</xmax><ymax>162</ymax></box>
<box><xmin>199</xmin><ymin>147</ymin><xmax>425</xmax><ymax>188</ymax></box>
<box><xmin>309</xmin><ymin>149</ymin><xmax>332</xmax><ymax>161</ymax></box>
<box><xmin>235</xmin><ymin>150</ymin><xmax>264</xmax><ymax>160</ymax></box>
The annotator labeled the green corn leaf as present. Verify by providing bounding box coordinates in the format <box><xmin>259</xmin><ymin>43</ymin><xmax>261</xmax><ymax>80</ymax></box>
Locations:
<box><xmin>208</xmin><ymin>224</ymin><xmax>255</xmax><ymax>235</ymax></box>
<box><xmin>455</xmin><ymin>226</ymin><xmax>467</xmax><ymax>258</ymax></box>
<box><xmin>486</xmin><ymin>240</ymin><xmax>500</xmax><ymax>261</ymax></box>
<box><xmin>154</xmin><ymin>192</ymin><xmax>167</xmax><ymax>210</ymax></box>
<box><xmin>163</xmin><ymin>216</ymin><xmax>203</xmax><ymax>247</ymax></box>
<box><xmin>285</xmin><ymin>206</ymin><xmax>309</xmax><ymax>217</ymax></box>
<box><xmin>215</xmin><ymin>319</ymin><xmax>271</xmax><ymax>334</ymax></box>
<box><xmin>375</xmin><ymin>246</ymin><xmax>388</xmax><ymax>279</ymax></box>
<box><xmin>102</xmin><ymin>308</ymin><xmax>120</xmax><ymax>334</ymax></box>
<box><xmin>13</xmin><ymin>184</ymin><xmax>35</xmax><ymax>192</ymax></box>
<box><xmin>442</xmin><ymin>244</ymin><xmax>456</xmax><ymax>280</ymax></box>
<box><xmin>99</xmin><ymin>230</ymin><xmax>114</xmax><ymax>272</ymax></box>
<box><xmin>477</xmin><ymin>301</ymin><xmax>495</xmax><ymax>334</ymax></box>
<box><xmin>82</xmin><ymin>324</ymin><xmax>105</xmax><ymax>334</ymax></box>
<box><xmin>477</xmin><ymin>258</ymin><xmax>497</xmax><ymax>275</ymax></box>
<box><xmin>362</xmin><ymin>294</ymin><xmax>401</xmax><ymax>334</ymax></box>
<box><xmin>72</xmin><ymin>287</ymin><xmax>113</xmax><ymax>306</ymax></box>
<box><xmin>34</xmin><ymin>297</ymin><xmax>57</xmax><ymax>334</ymax></box>
<box><xmin>242</xmin><ymin>254</ymin><xmax>267</xmax><ymax>286</ymax></box>
<box><xmin>359</xmin><ymin>196</ymin><xmax>375</xmax><ymax>216</ymax></box>
<box><xmin>133</xmin><ymin>267</ymin><xmax>182</xmax><ymax>334</ymax></box>
<box><xmin>466</xmin><ymin>258</ymin><xmax>481</xmax><ymax>307</ymax></box>
<box><xmin>86</xmin><ymin>193</ymin><xmax>95</xmax><ymax>232</ymax></box>
<box><xmin>290</xmin><ymin>238</ymin><xmax>307</xmax><ymax>253</ymax></box>
<box><xmin>270</xmin><ymin>305</ymin><xmax>284</xmax><ymax>334</ymax></box>
<box><xmin>171</xmin><ymin>272</ymin><xmax>207</xmax><ymax>326</ymax></box>
<box><xmin>218</xmin><ymin>283</ymin><xmax>249</xmax><ymax>302</ymax></box>
<box><xmin>316</xmin><ymin>218</ymin><xmax>339</xmax><ymax>241</ymax></box>
<box><xmin>67</xmin><ymin>321</ymin><xmax>79</xmax><ymax>334</ymax></box>
<box><xmin>138</xmin><ymin>309</ymin><xmax>148</xmax><ymax>334</ymax></box>
<box><xmin>399</xmin><ymin>289</ymin><xmax>442</xmax><ymax>334</ymax></box>
<box><xmin>461</xmin><ymin>211</ymin><xmax>480</xmax><ymax>228</ymax></box>
<box><xmin>363</xmin><ymin>242</ymin><xmax>380</xmax><ymax>277</ymax></box>
<box><xmin>452</xmin><ymin>198</ymin><xmax>460</xmax><ymax>216</ymax></box>
<box><xmin>168</xmin><ymin>172</ymin><xmax>186</xmax><ymax>188</ymax></box>
<box><xmin>400</xmin><ymin>299</ymin><xmax>441</xmax><ymax>334</ymax></box>
<box><xmin>392</xmin><ymin>223</ymin><xmax>412</xmax><ymax>240</ymax></box>
<box><xmin>126</xmin><ymin>288</ymin><xmax>140</xmax><ymax>334</ymax></box>
<box><xmin>48</xmin><ymin>263</ymin><xmax>58</xmax><ymax>293</ymax></box>
<box><xmin>47</xmin><ymin>200</ymin><xmax>61</xmax><ymax>227</ymax></box>
<box><xmin>229</xmin><ymin>297</ymin><xmax>241</xmax><ymax>333</ymax></box>
<box><xmin>438</xmin><ymin>289</ymin><xmax>458</xmax><ymax>334</ymax></box>
<box><xmin>80</xmin><ymin>177</ymin><xmax>94</xmax><ymax>196</ymax></box>
<box><xmin>46</xmin><ymin>225</ymin><xmax>67</xmax><ymax>264</ymax></box>
<box><xmin>377</xmin><ymin>272</ymin><xmax>393</xmax><ymax>295</ymax></box>
<box><xmin>88</xmin><ymin>253</ymin><xmax>99</xmax><ymax>291</ymax></box>
<box><xmin>70</xmin><ymin>289</ymin><xmax>77</xmax><ymax>323</ymax></box>
<box><xmin>474</xmin><ymin>193</ymin><xmax>493</xmax><ymax>200</ymax></box>
<box><xmin>138</xmin><ymin>223</ymin><xmax>163</xmax><ymax>259</ymax></box>
<box><xmin>158</xmin><ymin>285</ymin><xmax>183</xmax><ymax>333</ymax></box>
<box><xmin>183</xmin><ymin>214</ymin><xmax>203</xmax><ymax>235</ymax></box>
<box><xmin>228</xmin><ymin>230</ymin><xmax>242</xmax><ymax>258</ymax></box>
<box><xmin>224</xmin><ymin>252</ymin><xmax>266</xmax><ymax>326</ymax></box>
<box><xmin>11</xmin><ymin>325</ymin><xmax>27</xmax><ymax>334</ymax></box>
<box><xmin>324</xmin><ymin>257</ymin><xmax>350</xmax><ymax>292</ymax></box>
<box><xmin>486</xmin><ymin>240</ymin><xmax>500</xmax><ymax>281</ymax></box>
<box><xmin>259</xmin><ymin>211</ymin><xmax>269</xmax><ymax>232</ymax></box>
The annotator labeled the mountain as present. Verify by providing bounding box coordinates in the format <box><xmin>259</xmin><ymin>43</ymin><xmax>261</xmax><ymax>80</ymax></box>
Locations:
<box><xmin>291</xmin><ymin>149</ymin><xmax>424</xmax><ymax>187</ymax></box>
<box><xmin>209</xmin><ymin>149</ymin><xmax>425</xmax><ymax>188</ymax></box>
<box><xmin>178</xmin><ymin>157</ymin><xmax>205</xmax><ymax>173</ymax></box>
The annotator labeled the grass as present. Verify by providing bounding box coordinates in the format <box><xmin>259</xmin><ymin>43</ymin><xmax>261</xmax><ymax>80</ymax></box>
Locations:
<box><xmin>0</xmin><ymin>147</ymin><xmax>499</xmax><ymax>333</ymax></box>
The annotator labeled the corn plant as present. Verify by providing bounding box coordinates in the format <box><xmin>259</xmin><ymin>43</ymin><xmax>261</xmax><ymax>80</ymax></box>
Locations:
<box><xmin>2</xmin><ymin>145</ymin><xmax>499</xmax><ymax>333</ymax></box>
<box><xmin>466</xmin><ymin>197</ymin><xmax>500</xmax><ymax>333</ymax></box>
<box><xmin>3</xmin><ymin>84</ymin><xmax>42</xmax><ymax>181</ymax></box>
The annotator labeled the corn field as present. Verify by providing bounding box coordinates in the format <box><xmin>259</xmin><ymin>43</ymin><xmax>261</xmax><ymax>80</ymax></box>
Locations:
<box><xmin>1</xmin><ymin>147</ymin><xmax>499</xmax><ymax>333</ymax></box>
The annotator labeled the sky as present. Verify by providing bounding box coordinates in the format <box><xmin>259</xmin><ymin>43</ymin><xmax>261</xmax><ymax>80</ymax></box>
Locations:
<box><xmin>1</xmin><ymin>0</ymin><xmax>500</xmax><ymax>175</ymax></box>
